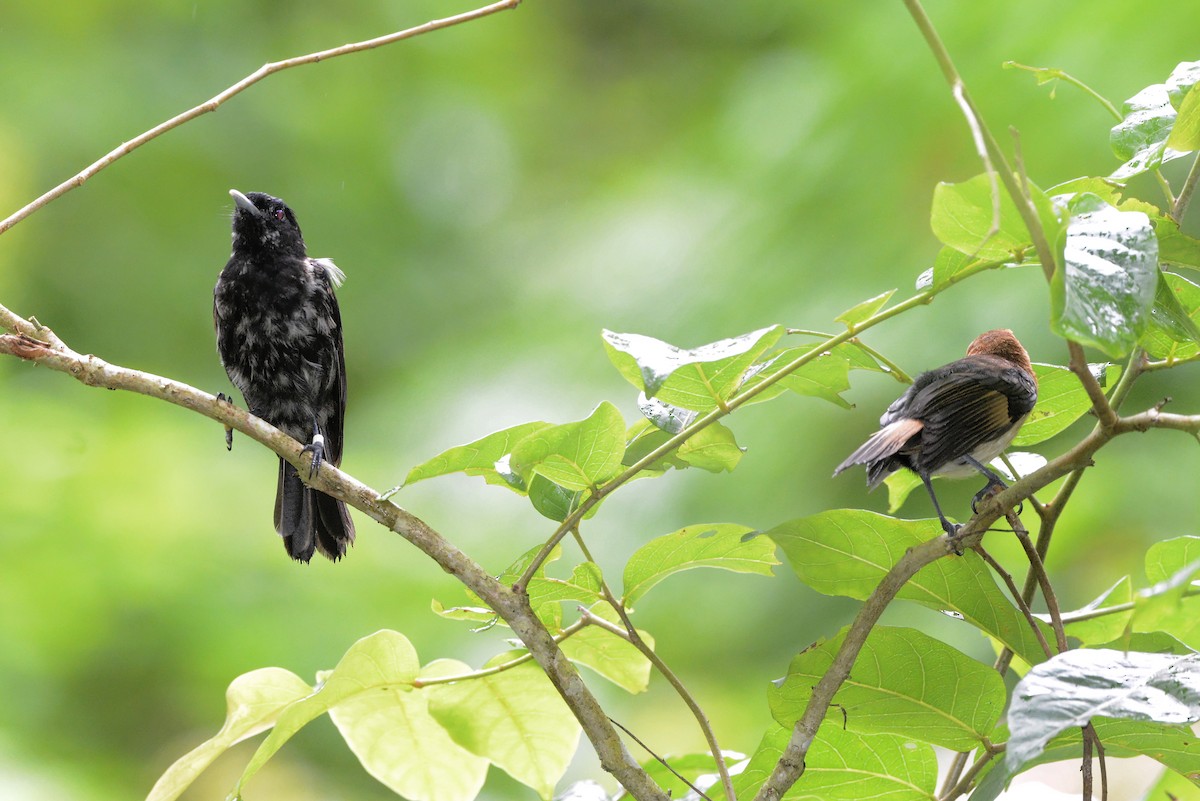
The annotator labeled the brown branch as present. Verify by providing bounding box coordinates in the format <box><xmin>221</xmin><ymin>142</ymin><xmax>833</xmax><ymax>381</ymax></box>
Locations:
<box><xmin>0</xmin><ymin>317</ymin><xmax>669</xmax><ymax>801</ymax></box>
<box><xmin>0</xmin><ymin>0</ymin><xmax>522</xmax><ymax>236</ymax></box>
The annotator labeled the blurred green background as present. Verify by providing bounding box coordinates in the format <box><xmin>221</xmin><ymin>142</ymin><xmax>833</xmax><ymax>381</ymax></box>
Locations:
<box><xmin>2</xmin><ymin>2</ymin><xmax>1198</xmax><ymax>799</ymax></box>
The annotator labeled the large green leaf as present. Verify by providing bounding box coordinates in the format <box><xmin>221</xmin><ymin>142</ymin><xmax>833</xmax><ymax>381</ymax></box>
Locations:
<box><xmin>622</xmin><ymin>523</ymin><xmax>778</xmax><ymax>608</ymax></box>
<box><xmin>729</xmin><ymin>722</ymin><xmax>936</xmax><ymax>801</ymax></box>
<box><xmin>426</xmin><ymin>652</ymin><xmax>581</xmax><ymax>799</ymax></box>
<box><xmin>560</xmin><ymin>602</ymin><xmax>653</xmax><ymax>693</ymax></box>
<box><xmin>602</xmin><ymin>326</ymin><xmax>784</xmax><ymax>412</ymax></box>
<box><xmin>146</xmin><ymin>668</ymin><xmax>313</xmax><ymax>801</ymax></box>
<box><xmin>930</xmin><ymin>172</ymin><xmax>1058</xmax><ymax>260</ymax></box>
<box><xmin>1003</xmin><ymin>649</ymin><xmax>1200</xmax><ymax>782</ymax></box>
<box><xmin>1051</xmin><ymin>193</ymin><xmax>1158</xmax><ymax>357</ymax></box>
<box><xmin>1132</xmin><ymin>536</ymin><xmax>1200</xmax><ymax>647</ymax></box>
<box><xmin>769</xmin><ymin>626</ymin><xmax>1006</xmax><ymax>750</ymax></box>
<box><xmin>509</xmin><ymin>402</ymin><xmax>626</xmax><ymax>492</ymax></box>
<box><xmin>769</xmin><ymin>510</ymin><xmax>1051</xmax><ymax>663</ymax></box>
<box><xmin>1062</xmin><ymin>576</ymin><xmax>1134</xmax><ymax>646</ymax></box>
<box><xmin>235</xmin><ymin>630</ymin><xmax>424</xmax><ymax>796</ymax></box>
<box><xmin>740</xmin><ymin>347</ymin><xmax>855</xmax><ymax>409</ymax></box>
<box><xmin>1011</xmin><ymin>362</ymin><xmax>1122</xmax><ymax>447</ymax></box>
<box><xmin>404</xmin><ymin>421</ymin><xmax>552</xmax><ymax>493</ymax></box>
<box><xmin>331</xmin><ymin>658</ymin><xmax>489</xmax><ymax>801</ymax></box>
<box><xmin>1167</xmin><ymin>83</ymin><xmax>1200</xmax><ymax>151</ymax></box>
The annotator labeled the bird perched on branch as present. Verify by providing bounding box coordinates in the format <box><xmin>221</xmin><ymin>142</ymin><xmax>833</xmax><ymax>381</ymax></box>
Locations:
<box><xmin>214</xmin><ymin>189</ymin><xmax>354</xmax><ymax>562</ymax></box>
<box><xmin>834</xmin><ymin>329</ymin><xmax>1037</xmax><ymax>538</ymax></box>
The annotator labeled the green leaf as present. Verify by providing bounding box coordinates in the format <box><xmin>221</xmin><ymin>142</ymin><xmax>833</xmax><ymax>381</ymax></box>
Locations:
<box><xmin>622</xmin><ymin>523</ymin><xmax>778</xmax><ymax>608</ymax></box>
<box><xmin>430</xmin><ymin>599</ymin><xmax>499</xmax><ymax>626</ymax></box>
<box><xmin>882</xmin><ymin>470</ymin><xmax>923</xmax><ymax>514</ymax></box>
<box><xmin>1011</xmin><ymin>362</ymin><xmax>1122</xmax><ymax>447</ymax></box>
<box><xmin>602</xmin><ymin>326</ymin><xmax>785</xmax><ymax>412</ymax></box>
<box><xmin>769</xmin><ymin>510</ymin><xmax>1051</xmax><ymax>663</ymax></box>
<box><xmin>527</xmin><ymin>474</ymin><xmax>582</xmax><ymax>524</ymax></box>
<box><xmin>742</xmin><ymin>347</ymin><xmax>855</xmax><ymax>409</ymax></box>
<box><xmin>1051</xmin><ymin>193</ymin><xmax>1159</xmax><ymax>357</ymax></box>
<box><xmin>642</xmin><ymin>752</ymin><xmax>729</xmax><ymax>801</ymax></box>
<box><xmin>1034</xmin><ymin>718</ymin><xmax>1200</xmax><ymax>785</ymax></box>
<box><xmin>509</xmin><ymin>402</ymin><xmax>626</xmax><ymax>492</ymax></box>
<box><xmin>146</xmin><ymin>668</ymin><xmax>313</xmax><ymax>801</ymax></box>
<box><xmin>1167</xmin><ymin>83</ymin><xmax>1200</xmax><ymax>151</ymax></box>
<box><xmin>636</xmin><ymin>393</ymin><xmax>697</xmax><ymax>434</ymax></box>
<box><xmin>526</xmin><ymin>561</ymin><xmax>604</xmax><ymax>612</ymax></box>
<box><xmin>770</xmin><ymin>626</ymin><xmax>1006</xmax><ymax>750</ymax></box>
<box><xmin>1063</xmin><ymin>576</ymin><xmax>1133</xmax><ymax>646</ymax></box>
<box><xmin>1147</xmin><ymin>536</ymin><xmax>1200</xmax><ymax>583</ymax></box>
<box><xmin>835</xmin><ymin>290</ymin><xmax>896</xmax><ymax>329</ymax></box>
<box><xmin>560</xmin><ymin>603</ymin><xmax>653</xmax><ymax>693</ymax></box>
<box><xmin>1167</xmin><ymin>61</ymin><xmax>1200</xmax><ymax>108</ymax></box>
<box><xmin>236</xmin><ymin>630</ymin><xmax>422</xmax><ymax>795</ymax></box>
<box><xmin>916</xmin><ymin>247</ymin><xmax>1003</xmax><ymax>291</ymax></box>
<box><xmin>1144</xmin><ymin>272</ymin><xmax>1200</xmax><ymax>360</ymax></box>
<box><xmin>405</xmin><ymin>421</ymin><xmax>552</xmax><ymax>493</ymax></box>
<box><xmin>1131</xmin><ymin>539</ymin><xmax>1200</xmax><ymax>644</ymax></box>
<box><xmin>931</xmin><ymin>172</ymin><xmax>1058</xmax><ymax>260</ymax></box>
<box><xmin>676</xmin><ymin>422</ymin><xmax>744</xmax><ymax>472</ymax></box>
<box><xmin>1156</xmin><ymin>218</ymin><xmax>1200</xmax><ymax>270</ymax></box>
<box><xmin>1004</xmin><ymin>649</ymin><xmax>1200</xmax><ymax>780</ymax></box>
<box><xmin>426</xmin><ymin>652</ymin><xmax>581</xmax><ymax>799</ymax></box>
<box><xmin>330</xmin><ymin>657</ymin><xmax>489</xmax><ymax>801</ymax></box>
<box><xmin>1111</xmin><ymin>83</ymin><xmax>1191</xmax><ymax>180</ymax></box>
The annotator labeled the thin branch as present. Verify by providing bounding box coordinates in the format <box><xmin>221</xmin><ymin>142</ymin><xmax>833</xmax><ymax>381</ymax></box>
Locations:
<box><xmin>974</xmin><ymin>544</ymin><xmax>1054</xmax><ymax>659</ymax></box>
<box><xmin>939</xmin><ymin>743</ymin><xmax>1004</xmax><ymax>801</ymax></box>
<box><xmin>0</xmin><ymin>0</ymin><xmax>522</xmax><ymax>236</ymax></box>
<box><xmin>412</xmin><ymin>617</ymin><xmax>590</xmax><ymax>688</ymax></box>
<box><xmin>1173</xmin><ymin>152</ymin><xmax>1200</xmax><ymax>223</ymax></box>
<box><xmin>1002</xmin><ymin>62</ymin><xmax>1123</xmax><ymax>121</ymax></box>
<box><xmin>607</xmin><ymin>717</ymin><xmax>713</xmax><ymax>801</ymax></box>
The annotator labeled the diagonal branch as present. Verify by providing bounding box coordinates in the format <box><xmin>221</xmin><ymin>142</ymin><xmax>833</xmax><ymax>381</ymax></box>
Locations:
<box><xmin>0</xmin><ymin>313</ymin><xmax>669</xmax><ymax>801</ymax></box>
<box><xmin>0</xmin><ymin>0</ymin><xmax>521</xmax><ymax>236</ymax></box>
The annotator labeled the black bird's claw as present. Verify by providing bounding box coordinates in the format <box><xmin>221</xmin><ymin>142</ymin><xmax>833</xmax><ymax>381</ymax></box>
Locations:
<box><xmin>942</xmin><ymin>522</ymin><xmax>965</xmax><ymax>556</ymax></box>
<box><xmin>217</xmin><ymin>393</ymin><xmax>235</xmax><ymax>451</ymax></box>
<box><xmin>301</xmin><ymin>431</ymin><xmax>326</xmax><ymax>480</ymax></box>
<box><xmin>971</xmin><ymin>485</ymin><xmax>1023</xmax><ymax>515</ymax></box>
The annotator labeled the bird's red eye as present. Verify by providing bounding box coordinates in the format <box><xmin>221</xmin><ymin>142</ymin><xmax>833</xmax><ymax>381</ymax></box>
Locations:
<box><xmin>274</xmin><ymin>208</ymin><xmax>287</xmax><ymax>221</ymax></box>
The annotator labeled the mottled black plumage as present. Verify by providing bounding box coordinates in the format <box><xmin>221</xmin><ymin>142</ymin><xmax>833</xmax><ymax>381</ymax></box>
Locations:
<box><xmin>214</xmin><ymin>189</ymin><xmax>354</xmax><ymax>562</ymax></box>
<box><xmin>834</xmin><ymin>329</ymin><xmax>1038</xmax><ymax>537</ymax></box>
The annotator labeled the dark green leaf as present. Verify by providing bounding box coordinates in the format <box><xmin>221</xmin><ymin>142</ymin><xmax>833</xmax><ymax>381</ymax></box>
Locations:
<box><xmin>770</xmin><ymin>626</ymin><xmax>1006</xmax><ymax>750</ymax></box>
<box><xmin>622</xmin><ymin>524</ymin><xmax>777</xmax><ymax>607</ymax></box>
<box><xmin>1004</xmin><ymin>649</ymin><xmax>1200</xmax><ymax>778</ymax></box>
<box><xmin>405</xmin><ymin>421</ymin><xmax>552</xmax><ymax>493</ymax></box>
<box><xmin>621</xmin><ymin>418</ymin><xmax>688</xmax><ymax>473</ymax></box>
<box><xmin>1011</xmin><ymin>362</ymin><xmax>1123</xmax><ymax>447</ymax></box>
<box><xmin>527</xmin><ymin>474</ymin><xmax>581</xmax><ymax>523</ymax></box>
<box><xmin>835</xmin><ymin>290</ymin><xmax>895</xmax><ymax>328</ymax></box>
<box><xmin>509</xmin><ymin>402</ymin><xmax>626</xmax><ymax>491</ymax></box>
<box><xmin>1111</xmin><ymin>83</ymin><xmax>1191</xmax><ymax>180</ymax></box>
<box><xmin>1051</xmin><ymin>193</ymin><xmax>1158</xmax><ymax>357</ymax></box>
<box><xmin>602</xmin><ymin>326</ymin><xmax>784</xmax><ymax>411</ymax></box>
<box><xmin>769</xmin><ymin>510</ymin><xmax>1051</xmax><ymax>663</ymax></box>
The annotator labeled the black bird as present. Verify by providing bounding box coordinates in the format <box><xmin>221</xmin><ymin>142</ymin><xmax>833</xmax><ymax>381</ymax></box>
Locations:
<box><xmin>214</xmin><ymin>189</ymin><xmax>354</xmax><ymax>562</ymax></box>
<box><xmin>834</xmin><ymin>329</ymin><xmax>1038</xmax><ymax>537</ymax></box>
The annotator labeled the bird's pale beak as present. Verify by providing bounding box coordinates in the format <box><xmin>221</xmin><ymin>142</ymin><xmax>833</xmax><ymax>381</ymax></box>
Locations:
<box><xmin>229</xmin><ymin>189</ymin><xmax>261</xmax><ymax>217</ymax></box>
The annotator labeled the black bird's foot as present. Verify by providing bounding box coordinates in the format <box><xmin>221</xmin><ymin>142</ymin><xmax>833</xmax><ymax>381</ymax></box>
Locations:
<box><xmin>970</xmin><ymin>484</ymin><xmax>1022</xmax><ymax>515</ymax></box>
<box><xmin>301</xmin><ymin>427</ymin><xmax>326</xmax><ymax>480</ymax></box>
<box><xmin>217</xmin><ymin>392</ymin><xmax>235</xmax><ymax>451</ymax></box>
<box><xmin>940</xmin><ymin>519</ymin><xmax>965</xmax><ymax>555</ymax></box>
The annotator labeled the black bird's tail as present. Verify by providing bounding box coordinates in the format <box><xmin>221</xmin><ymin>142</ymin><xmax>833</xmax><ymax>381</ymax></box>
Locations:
<box><xmin>274</xmin><ymin>459</ymin><xmax>355</xmax><ymax>563</ymax></box>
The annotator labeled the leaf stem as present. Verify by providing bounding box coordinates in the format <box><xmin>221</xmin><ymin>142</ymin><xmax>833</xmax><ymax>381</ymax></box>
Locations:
<box><xmin>1173</xmin><ymin>151</ymin><xmax>1200</xmax><ymax>223</ymax></box>
<box><xmin>1003</xmin><ymin>62</ymin><xmax>1122</xmax><ymax>121</ymax></box>
<box><xmin>412</xmin><ymin>617</ymin><xmax>590</xmax><ymax>687</ymax></box>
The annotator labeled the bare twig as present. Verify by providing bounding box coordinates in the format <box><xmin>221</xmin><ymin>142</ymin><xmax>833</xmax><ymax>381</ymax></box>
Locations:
<box><xmin>974</xmin><ymin>544</ymin><xmax>1053</xmax><ymax>659</ymax></box>
<box><xmin>608</xmin><ymin>717</ymin><xmax>713</xmax><ymax>801</ymax></box>
<box><xmin>0</xmin><ymin>0</ymin><xmax>522</xmax><ymax>236</ymax></box>
<box><xmin>1173</xmin><ymin>152</ymin><xmax>1200</xmax><ymax>222</ymax></box>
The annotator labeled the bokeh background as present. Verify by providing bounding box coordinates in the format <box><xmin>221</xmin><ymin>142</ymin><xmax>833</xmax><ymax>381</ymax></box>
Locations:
<box><xmin>2</xmin><ymin>2</ymin><xmax>1199</xmax><ymax>800</ymax></box>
